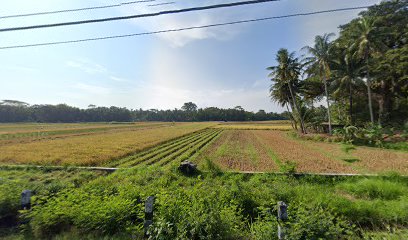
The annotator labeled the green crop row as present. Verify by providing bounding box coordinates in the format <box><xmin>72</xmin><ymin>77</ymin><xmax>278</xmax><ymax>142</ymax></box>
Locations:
<box><xmin>158</xmin><ymin>130</ymin><xmax>223</xmax><ymax>166</ymax></box>
<box><xmin>115</xmin><ymin>129</ymin><xmax>214</xmax><ymax>167</ymax></box>
<box><xmin>120</xmin><ymin>129</ymin><xmax>220</xmax><ymax>167</ymax></box>
<box><xmin>143</xmin><ymin>129</ymin><xmax>220</xmax><ymax>166</ymax></box>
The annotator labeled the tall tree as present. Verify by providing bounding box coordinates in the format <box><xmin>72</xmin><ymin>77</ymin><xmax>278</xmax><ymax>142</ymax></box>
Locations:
<box><xmin>330</xmin><ymin>47</ymin><xmax>363</xmax><ymax>125</ymax></box>
<box><xmin>349</xmin><ymin>16</ymin><xmax>382</xmax><ymax>124</ymax></box>
<box><xmin>302</xmin><ymin>33</ymin><xmax>335</xmax><ymax>134</ymax></box>
<box><xmin>267</xmin><ymin>48</ymin><xmax>306</xmax><ymax>133</ymax></box>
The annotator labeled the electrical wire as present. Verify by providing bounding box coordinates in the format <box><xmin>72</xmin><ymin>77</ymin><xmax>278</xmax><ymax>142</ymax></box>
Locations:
<box><xmin>0</xmin><ymin>0</ymin><xmax>280</xmax><ymax>32</ymax></box>
<box><xmin>0</xmin><ymin>1</ymin><xmax>158</xmax><ymax>19</ymax></box>
<box><xmin>0</xmin><ymin>6</ymin><xmax>371</xmax><ymax>50</ymax></box>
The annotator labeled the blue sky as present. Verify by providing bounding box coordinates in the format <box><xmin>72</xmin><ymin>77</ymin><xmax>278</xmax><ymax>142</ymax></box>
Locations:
<box><xmin>0</xmin><ymin>0</ymin><xmax>380</xmax><ymax>112</ymax></box>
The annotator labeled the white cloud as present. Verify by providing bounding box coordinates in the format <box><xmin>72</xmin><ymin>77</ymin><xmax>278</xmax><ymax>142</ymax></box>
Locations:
<box><xmin>66</xmin><ymin>59</ymin><xmax>107</xmax><ymax>74</ymax></box>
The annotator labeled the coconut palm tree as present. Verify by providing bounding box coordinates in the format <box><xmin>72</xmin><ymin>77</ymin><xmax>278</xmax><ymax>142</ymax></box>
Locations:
<box><xmin>349</xmin><ymin>16</ymin><xmax>382</xmax><ymax>124</ymax></box>
<box><xmin>269</xmin><ymin>77</ymin><xmax>298</xmax><ymax>130</ymax></box>
<box><xmin>331</xmin><ymin>48</ymin><xmax>363</xmax><ymax>125</ymax></box>
<box><xmin>267</xmin><ymin>48</ymin><xmax>306</xmax><ymax>133</ymax></box>
<box><xmin>302</xmin><ymin>33</ymin><xmax>335</xmax><ymax>134</ymax></box>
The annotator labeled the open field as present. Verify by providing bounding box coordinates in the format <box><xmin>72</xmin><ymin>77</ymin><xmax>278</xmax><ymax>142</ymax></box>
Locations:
<box><xmin>0</xmin><ymin>122</ymin><xmax>215</xmax><ymax>166</ymax></box>
<box><xmin>213</xmin><ymin>120</ymin><xmax>292</xmax><ymax>130</ymax></box>
<box><xmin>1</xmin><ymin>121</ymin><xmax>407</xmax><ymax>174</ymax></box>
<box><xmin>195</xmin><ymin>130</ymin><xmax>408</xmax><ymax>174</ymax></box>
<box><xmin>0</xmin><ymin>122</ymin><xmax>171</xmax><ymax>144</ymax></box>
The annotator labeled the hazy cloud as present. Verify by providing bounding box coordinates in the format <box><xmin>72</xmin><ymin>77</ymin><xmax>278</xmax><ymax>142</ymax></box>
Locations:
<box><xmin>66</xmin><ymin>59</ymin><xmax>108</xmax><ymax>74</ymax></box>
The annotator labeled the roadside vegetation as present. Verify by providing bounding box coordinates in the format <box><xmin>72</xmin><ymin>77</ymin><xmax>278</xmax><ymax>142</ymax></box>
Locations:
<box><xmin>1</xmin><ymin>166</ymin><xmax>407</xmax><ymax>239</ymax></box>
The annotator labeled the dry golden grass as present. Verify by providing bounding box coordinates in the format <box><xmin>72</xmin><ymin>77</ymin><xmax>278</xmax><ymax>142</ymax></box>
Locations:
<box><xmin>0</xmin><ymin>122</ymin><xmax>214</xmax><ymax>166</ymax></box>
<box><xmin>213</xmin><ymin>120</ymin><xmax>292</xmax><ymax>130</ymax></box>
<box><xmin>352</xmin><ymin>147</ymin><xmax>408</xmax><ymax>173</ymax></box>
<box><xmin>0</xmin><ymin>122</ymin><xmax>173</xmax><ymax>145</ymax></box>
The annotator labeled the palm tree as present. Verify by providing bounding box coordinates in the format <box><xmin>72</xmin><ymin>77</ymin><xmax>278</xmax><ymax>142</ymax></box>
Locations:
<box><xmin>350</xmin><ymin>16</ymin><xmax>381</xmax><ymax>124</ymax></box>
<box><xmin>302</xmin><ymin>33</ymin><xmax>335</xmax><ymax>134</ymax></box>
<box><xmin>269</xmin><ymin>78</ymin><xmax>298</xmax><ymax>130</ymax></box>
<box><xmin>267</xmin><ymin>48</ymin><xmax>306</xmax><ymax>133</ymax></box>
<box><xmin>331</xmin><ymin>48</ymin><xmax>363</xmax><ymax>125</ymax></box>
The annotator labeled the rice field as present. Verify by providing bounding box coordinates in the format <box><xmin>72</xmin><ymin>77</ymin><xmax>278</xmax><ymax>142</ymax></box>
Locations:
<box><xmin>1</xmin><ymin>121</ymin><xmax>407</xmax><ymax>174</ymax></box>
<box><xmin>195</xmin><ymin>130</ymin><xmax>408</xmax><ymax>174</ymax></box>
<box><xmin>0</xmin><ymin>122</ymin><xmax>215</xmax><ymax>166</ymax></box>
<box><xmin>213</xmin><ymin>120</ymin><xmax>292</xmax><ymax>130</ymax></box>
<box><xmin>110</xmin><ymin>128</ymin><xmax>222</xmax><ymax>168</ymax></box>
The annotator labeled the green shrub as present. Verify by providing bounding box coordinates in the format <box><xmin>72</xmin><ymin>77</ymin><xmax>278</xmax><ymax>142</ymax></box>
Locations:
<box><xmin>286</xmin><ymin>203</ymin><xmax>355</xmax><ymax>239</ymax></box>
<box><xmin>337</xmin><ymin>179</ymin><xmax>406</xmax><ymax>200</ymax></box>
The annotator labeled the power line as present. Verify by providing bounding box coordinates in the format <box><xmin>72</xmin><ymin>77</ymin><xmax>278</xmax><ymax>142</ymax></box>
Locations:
<box><xmin>0</xmin><ymin>0</ymin><xmax>279</xmax><ymax>33</ymax></box>
<box><xmin>147</xmin><ymin>2</ymin><xmax>176</xmax><ymax>7</ymax></box>
<box><xmin>0</xmin><ymin>1</ymin><xmax>157</xmax><ymax>19</ymax></box>
<box><xmin>0</xmin><ymin>6</ymin><xmax>371</xmax><ymax>50</ymax></box>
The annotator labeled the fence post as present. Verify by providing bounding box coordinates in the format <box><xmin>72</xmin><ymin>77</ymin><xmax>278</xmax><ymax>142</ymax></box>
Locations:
<box><xmin>144</xmin><ymin>196</ymin><xmax>155</xmax><ymax>237</ymax></box>
<box><xmin>277</xmin><ymin>201</ymin><xmax>288</xmax><ymax>240</ymax></box>
<box><xmin>21</xmin><ymin>190</ymin><xmax>32</xmax><ymax>210</ymax></box>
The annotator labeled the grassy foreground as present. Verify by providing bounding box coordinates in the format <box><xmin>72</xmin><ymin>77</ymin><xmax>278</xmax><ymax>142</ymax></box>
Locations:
<box><xmin>1</xmin><ymin>165</ymin><xmax>407</xmax><ymax>239</ymax></box>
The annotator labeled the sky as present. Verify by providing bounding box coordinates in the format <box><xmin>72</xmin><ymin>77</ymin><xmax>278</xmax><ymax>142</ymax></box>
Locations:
<box><xmin>0</xmin><ymin>0</ymin><xmax>381</xmax><ymax>113</ymax></box>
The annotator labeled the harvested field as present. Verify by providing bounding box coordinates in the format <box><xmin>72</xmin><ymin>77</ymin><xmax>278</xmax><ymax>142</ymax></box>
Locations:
<box><xmin>254</xmin><ymin>131</ymin><xmax>356</xmax><ymax>173</ymax></box>
<box><xmin>0</xmin><ymin>122</ymin><xmax>214</xmax><ymax>166</ymax></box>
<box><xmin>352</xmin><ymin>147</ymin><xmax>408</xmax><ymax>173</ymax></box>
<box><xmin>196</xmin><ymin>130</ymin><xmax>408</xmax><ymax>174</ymax></box>
<box><xmin>195</xmin><ymin>130</ymin><xmax>278</xmax><ymax>172</ymax></box>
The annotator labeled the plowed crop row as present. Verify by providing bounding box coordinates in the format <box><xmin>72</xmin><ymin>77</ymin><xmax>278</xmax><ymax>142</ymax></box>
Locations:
<box><xmin>115</xmin><ymin>129</ymin><xmax>222</xmax><ymax>168</ymax></box>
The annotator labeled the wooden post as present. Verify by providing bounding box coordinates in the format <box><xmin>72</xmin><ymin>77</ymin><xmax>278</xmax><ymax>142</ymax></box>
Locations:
<box><xmin>144</xmin><ymin>196</ymin><xmax>155</xmax><ymax>237</ymax></box>
<box><xmin>277</xmin><ymin>201</ymin><xmax>288</xmax><ymax>240</ymax></box>
<box><xmin>21</xmin><ymin>190</ymin><xmax>32</xmax><ymax>210</ymax></box>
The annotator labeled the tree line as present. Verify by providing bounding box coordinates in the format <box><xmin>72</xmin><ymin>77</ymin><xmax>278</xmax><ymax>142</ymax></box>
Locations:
<box><xmin>0</xmin><ymin>100</ymin><xmax>285</xmax><ymax>123</ymax></box>
<box><xmin>268</xmin><ymin>0</ymin><xmax>408</xmax><ymax>134</ymax></box>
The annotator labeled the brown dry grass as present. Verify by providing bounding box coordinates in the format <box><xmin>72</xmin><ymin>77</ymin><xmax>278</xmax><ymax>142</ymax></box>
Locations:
<box><xmin>254</xmin><ymin>131</ymin><xmax>356</xmax><ymax>173</ymax></box>
<box><xmin>0</xmin><ymin>122</ymin><xmax>214</xmax><ymax>166</ymax></box>
<box><xmin>352</xmin><ymin>147</ymin><xmax>408</xmax><ymax>173</ymax></box>
<box><xmin>196</xmin><ymin>130</ymin><xmax>278</xmax><ymax>172</ymax></box>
